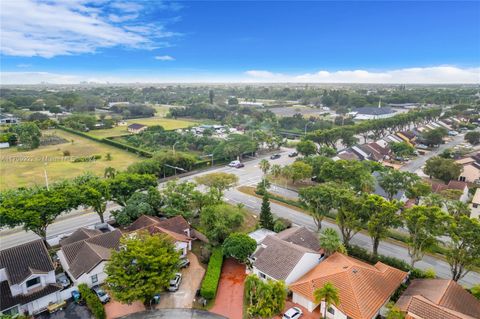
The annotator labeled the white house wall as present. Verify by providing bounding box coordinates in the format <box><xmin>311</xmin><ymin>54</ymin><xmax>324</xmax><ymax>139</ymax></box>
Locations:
<box><xmin>20</xmin><ymin>291</ymin><xmax>60</xmax><ymax>315</ymax></box>
<box><xmin>285</xmin><ymin>253</ymin><xmax>321</xmax><ymax>285</ymax></box>
<box><xmin>320</xmin><ymin>303</ymin><xmax>348</xmax><ymax>319</ymax></box>
<box><xmin>74</xmin><ymin>262</ymin><xmax>109</xmax><ymax>287</ymax></box>
<box><xmin>292</xmin><ymin>292</ymin><xmax>319</xmax><ymax>313</ymax></box>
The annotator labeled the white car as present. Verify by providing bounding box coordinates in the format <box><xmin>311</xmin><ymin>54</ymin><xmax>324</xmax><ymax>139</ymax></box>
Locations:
<box><xmin>283</xmin><ymin>307</ymin><xmax>303</xmax><ymax>319</ymax></box>
<box><xmin>168</xmin><ymin>273</ymin><xmax>182</xmax><ymax>292</ymax></box>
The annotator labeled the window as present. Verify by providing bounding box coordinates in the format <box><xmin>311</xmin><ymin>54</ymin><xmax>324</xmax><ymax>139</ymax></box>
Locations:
<box><xmin>26</xmin><ymin>277</ymin><xmax>40</xmax><ymax>288</ymax></box>
<box><xmin>474</xmin><ymin>203</ymin><xmax>478</xmax><ymax>208</ymax></box>
<box><xmin>327</xmin><ymin>307</ymin><xmax>335</xmax><ymax>315</ymax></box>
<box><xmin>259</xmin><ymin>272</ymin><xmax>266</xmax><ymax>279</ymax></box>
<box><xmin>91</xmin><ymin>274</ymin><xmax>98</xmax><ymax>284</ymax></box>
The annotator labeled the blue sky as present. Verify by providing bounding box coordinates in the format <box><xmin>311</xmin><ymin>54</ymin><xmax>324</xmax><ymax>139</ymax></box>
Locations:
<box><xmin>1</xmin><ymin>1</ymin><xmax>479</xmax><ymax>84</ymax></box>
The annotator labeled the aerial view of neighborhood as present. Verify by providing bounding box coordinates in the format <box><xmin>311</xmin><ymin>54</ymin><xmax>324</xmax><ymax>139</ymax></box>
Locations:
<box><xmin>0</xmin><ymin>1</ymin><xmax>479</xmax><ymax>319</ymax></box>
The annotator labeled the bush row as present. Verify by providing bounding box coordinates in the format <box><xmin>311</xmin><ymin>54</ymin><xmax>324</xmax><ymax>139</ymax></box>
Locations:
<box><xmin>200</xmin><ymin>247</ymin><xmax>224</xmax><ymax>299</ymax></box>
<box><xmin>78</xmin><ymin>284</ymin><xmax>106</xmax><ymax>319</ymax></box>
<box><xmin>57</xmin><ymin>126</ymin><xmax>153</xmax><ymax>158</ymax></box>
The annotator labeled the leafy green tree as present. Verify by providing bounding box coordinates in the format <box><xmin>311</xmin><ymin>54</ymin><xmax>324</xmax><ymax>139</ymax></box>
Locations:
<box><xmin>200</xmin><ymin>204</ymin><xmax>244</xmax><ymax>244</ymax></box>
<box><xmin>385</xmin><ymin>302</ymin><xmax>405</xmax><ymax>319</ymax></box>
<box><xmin>0</xmin><ymin>181</ymin><xmax>79</xmax><ymax>245</ymax></box>
<box><xmin>405</xmin><ymin>181</ymin><xmax>431</xmax><ymax>202</ymax></box>
<box><xmin>422</xmin><ymin>127</ymin><xmax>447</xmax><ymax>146</ymax></box>
<box><xmin>259</xmin><ymin>159</ymin><xmax>271</xmax><ymax>175</ymax></box>
<box><xmin>378</xmin><ymin>170</ymin><xmax>419</xmax><ymax>200</ymax></box>
<box><xmin>223</xmin><ymin>233</ymin><xmax>257</xmax><ymax>263</ymax></box>
<box><xmin>319</xmin><ymin>228</ymin><xmax>345</xmax><ymax>256</ymax></box>
<box><xmin>296</xmin><ymin>140</ymin><xmax>317</xmax><ymax>156</ymax></box>
<box><xmin>270</xmin><ymin>164</ymin><xmax>282</xmax><ymax>179</ymax></box>
<box><xmin>105</xmin><ymin>232</ymin><xmax>180</xmax><ymax>308</ymax></box>
<box><xmin>283</xmin><ymin>161</ymin><xmax>313</xmax><ymax>184</ymax></box>
<box><xmin>313</xmin><ymin>282</ymin><xmax>340</xmax><ymax>319</ymax></box>
<box><xmin>108</xmin><ymin>173</ymin><xmax>157</xmax><ymax>206</ymax></box>
<box><xmin>318</xmin><ymin>159</ymin><xmax>375</xmax><ymax>192</ymax></box>
<box><xmin>244</xmin><ymin>274</ymin><xmax>287</xmax><ymax>318</ymax></box>
<box><xmin>470</xmin><ymin>284</ymin><xmax>480</xmax><ymax>300</ymax></box>
<box><xmin>195</xmin><ymin>172</ymin><xmax>239</xmax><ymax>201</ymax></box>
<box><xmin>260</xmin><ymin>193</ymin><xmax>275</xmax><ymax>230</ymax></box>
<box><xmin>112</xmin><ymin>188</ymin><xmax>161</xmax><ymax>226</ymax></box>
<box><xmin>12</xmin><ymin>122</ymin><xmax>41</xmax><ymax>150</ymax></box>
<box><xmin>160</xmin><ymin>180</ymin><xmax>204</xmax><ymax>220</ymax></box>
<box><xmin>299</xmin><ymin>182</ymin><xmax>339</xmax><ymax>230</ymax></box>
<box><xmin>362</xmin><ymin>194</ymin><xmax>403</xmax><ymax>257</ymax></box>
<box><xmin>423</xmin><ymin>156</ymin><xmax>462</xmax><ymax>184</ymax></box>
<box><xmin>213</xmin><ymin>133</ymin><xmax>258</xmax><ymax>160</ymax></box>
<box><xmin>445</xmin><ymin>200</ymin><xmax>471</xmax><ymax>218</ymax></box>
<box><xmin>336</xmin><ymin>190</ymin><xmax>366</xmax><ymax>246</ymax></box>
<box><xmin>401</xmin><ymin>206</ymin><xmax>449</xmax><ymax>267</ymax></box>
<box><xmin>317</xmin><ymin>146</ymin><xmax>337</xmax><ymax>157</ymax></box>
<box><xmin>465</xmin><ymin>131</ymin><xmax>480</xmax><ymax>145</ymax></box>
<box><xmin>75</xmin><ymin>174</ymin><xmax>111</xmax><ymax>223</ymax></box>
<box><xmin>445</xmin><ymin>216</ymin><xmax>480</xmax><ymax>281</ymax></box>
<box><xmin>390</xmin><ymin>141</ymin><xmax>416</xmax><ymax>158</ymax></box>
<box><xmin>104</xmin><ymin>167</ymin><xmax>117</xmax><ymax>179</ymax></box>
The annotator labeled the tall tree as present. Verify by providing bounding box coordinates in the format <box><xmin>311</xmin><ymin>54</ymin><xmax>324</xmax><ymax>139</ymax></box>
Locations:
<box><xmin>244</xmin><ymin>274</ymin><xmax>287</xmax><ymax>318</ymax></box>
<box><xmin>464</xmin><ymin>131</ymin><xmax>480</xmax><ymax>145</ymax></box>
<box><xmin>195</xmin><ymin>172</ymin><xmax>239</xmax><ymax>201</ymax></box>
<box><xmin>362</xmin><ymin>194</ymin><xmax>403</xmax><ymax>257</ymax></box>
<box><xmin>259</xmin><ymin>159</ymin><xmax>271</xmax><ymax>175</ymax></box>
<box><xmin>296</xmin><ymin>140</ymin><xmax>317</xmax><ymax>156</ymax></box>
<box><xmin>423</xmin><ymin>156</ymin><xmax>462</xmax><ymax>184</ymax></box>
<box><xmin>223</xmin><ymin>233</ymin><xmax>257</xmax><ymax>263</ymax></box>
<box><xmin>299</xmin><ymin>182</ymin><xmax>339</xmax><ymax>230</ymax></box>
<box><xmin>319</xmin><ymin>228</ymin><xmax>345</xmax><ymax>256</ymax></box>
<box><xmin>75</xmin><ymin>174</ymin><xmax>111</xmax><ymax>223</ymax></box>
<box><xmin>283</xmin><ymin>161</ymin><xmax>313</xmax><ymax>184</ymax></box>
<box><xmin>378</xmin><ymin>169</ymin><xmax>419</xmax><ymax>200</ymax></box>
<box><xmin>313</xmin><ymin>282</ymin><xmax>340</xmax><ymax>319</ymax></box>
<box><xmin>12</xmin><ymin>122</ymin><xmax>41</xmax><ymax>150</ymax></box>
<box><xmin>260</xmin><ymin>193</ymin><xmax>275</xmax><ymax>230</ymax></box>
<box><xmin>200</xmin><ymin>204</ymin><xmax>244</xmax><ymax>244</ymax></box>
<box><xmin>105</xmin><ymin>232</ymin><xmax>180</xmax><ymax>308</ymax></box>
<box><xmin>445</xmin><ymin>216</ymin><xmax>480</xmax><ymax>281</ymax></box>
<box><xmin>402</xmin><ymin>206</ymin><xmax>449</xmax><ymax>267</ymax></box>
<box><xmin>109</xmin><ymin>173</ymin><xmax>157</xmax><ymax>206</ymax></box>
<box><xmin>336</xmin><ymin>190</ymin><xmax>366</xmax><ymax>247</ymax></box>
<box><xmin>270</xmin><ymin>164</ymin><xmax>282</xmax><ymax>179</ymax></box>
<box><xmin>160</xmin><ymin>180</ymin><xmax>204</xmax><ymax>219</ymax></box>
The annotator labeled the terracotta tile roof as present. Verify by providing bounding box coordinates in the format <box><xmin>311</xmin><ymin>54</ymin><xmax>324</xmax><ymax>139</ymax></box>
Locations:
<box><xmin>59</xmin><ymin>227</ymin><xmax>102</xmax><ymax>246</ymax></box>
<box><xmin>0</xmin><ymin>240</ymin><xmax>54</xmax><ymax>285</ymax></box>
<box><xmin>290</xmin><ymin>252</ymin><xmax>407</xmax><ymax>319</ymax></box>
<box><xmin>61</xmin><ymin>229</ymin><xmax>122</xmax><ymax>279</ymax></box>
<box><xmin>252</xmin><ymin>235</ymin><xmax>318</xmax><ymax>281</ymax></box>
<box><xmin>427</xmin><ymin>180</ymin><xmax>468</xmax><ymax>195</ymax></box>
<box><xmin>447</xmin><ymin>180</ymin><xmax>468</xmax><ymax>191</ymax></box>
<box><xmin>129</xmin><ymin>215</ymin><xmax>191</xmax><ymax>242</ymax></box>
<box><xmin>396</xmin><ymin>279</ymin><xmax>480</xmax><ymax>319</ymax></box>
<box><xmin>276</xmin><ymin>226</ymin><xmax>321</xmax><ymax>251</ymax></box>
<box><xmin>148</xmin><ymin>226</ymin><xmax>190</xmax><ymax>242</ymax></box>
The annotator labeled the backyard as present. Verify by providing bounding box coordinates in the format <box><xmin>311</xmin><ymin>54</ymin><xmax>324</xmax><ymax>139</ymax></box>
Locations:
<box><xmin>0</xmin><ymin>129</ymin><xmax>141</xmax><ymax>190</ymax></box>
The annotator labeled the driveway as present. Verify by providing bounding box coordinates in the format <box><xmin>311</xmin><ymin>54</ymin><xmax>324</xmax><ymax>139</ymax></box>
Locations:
<box><xmin>119</xmin><ymin>309</ymin><xmax>227</xmax><ymax>319</ymax></box>
<box><xmin>210</xmin><ymin>258</ymin><xmax>246</xmax><ymax>319</ymax></box>
<box><xmin>156</xmin><ymin>252</ymin><xmax>205</xmax><ymax>309</ymax></box>
<box><xmin>275</xmin><ymin>300</ymin><xmax>319</xmax><ymax>319</ymax></box>
<box><xmin>35</xmin><ymin>301</ymin><xmax>92</xmax><ymax>319</ymax></box>
<box><xmin>105</xmin><ymin>300</ymin><xmax>145</xmax><ymax>319</ymax></box>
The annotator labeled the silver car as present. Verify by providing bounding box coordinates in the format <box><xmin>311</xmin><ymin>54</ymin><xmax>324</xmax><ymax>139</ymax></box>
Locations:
<box><xmin>168</xmin><ymin>273</ymin><xmax>182</xmax><ymax>292</ymax></box>
<box><xmin>92</xmin><ymin>286</ymin><xmax>110</xmax><ymax>303</ymax></box>
<box><xmin>55</xmin><ymin>273</ymin><xmax>70</xmax><ymax>289</ymax></box>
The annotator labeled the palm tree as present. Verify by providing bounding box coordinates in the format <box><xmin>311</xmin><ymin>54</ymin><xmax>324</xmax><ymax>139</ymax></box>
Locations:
<box><xmin>270</xmin><ymin>164</ymin><xmax>282</xmax><ymax>179</ymax></box>
<box><xmin>319</xmin><ymin>228</ymin><xmax>345</xmax><ymax>256</ymax></box>
<box><xmin>314</xmin><ymin>282</ymin><xmax>340</xmax><ymax>319</ymax></box>
<box><xmin>104</xmin><ymin>166</ymin><xmax>117</xmax><ymax>179</ymax></box>
<box><xmin>259</xmin><ymin>159</ymin><xmax>271</xmax><ymax>175</ymax></box>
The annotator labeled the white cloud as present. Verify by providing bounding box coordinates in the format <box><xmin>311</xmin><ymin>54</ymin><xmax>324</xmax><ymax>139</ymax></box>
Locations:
<box><xmin>154</xmin><ymin>55</ymin><xmax>175</xmax><ymax>61</ymax></box>
<box><xmin>0</xmin><ymin>0</ymin><xmax>180</xmax><ymax>58</ymax></box>
<box><xmin>245</xmin><ymin>66</ymin><xmax>480</xmax><ymax>84</ymax></box>
<box><xmin>16</xmin><ymin>64</ymin><xmax>32</xmax><ymax>68</ymax></box>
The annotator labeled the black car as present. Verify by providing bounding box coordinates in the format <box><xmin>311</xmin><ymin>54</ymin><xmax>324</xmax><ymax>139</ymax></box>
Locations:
<box><xmin>270</xmin><ymin>154</ymin><xmax>281</xmax><ymax>159</ymax></box>
<box><xmin>288</xmin><ymin>151</ymin><xmax>298</xmax><ymax>157</ymax></box>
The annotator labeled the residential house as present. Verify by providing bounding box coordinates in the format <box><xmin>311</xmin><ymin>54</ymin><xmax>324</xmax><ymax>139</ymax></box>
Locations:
<box><xmin>249</xmin><ymin>226</ymin><xmax>324</xmax><ymax>285</ymax></box>
<box><xmin>0</xmin><ymin>240</ymin><xmax>63</xmax><ymax>316</ymax></box>
<box><xmin>290</xmin><ymin>252</ymin><xmax>407</xmax><ymax>318</ymax></box>
<box><xmin>428</xmin><ymin>180</ymin><xmax>470</xmax><ymax>203</ymax></box>
<box><xmin>0</xmin><ymin>114</ymin><xmax>20</xmax><ymax>125</ymax></box>
<box><xmin>128</xmin><ymin>215</ymin><xmax>193</xmax><ymax>257</ymax></box>
<box><xmin>127</xmin><ymin>123</ymin><xmax>147</xmax><ymax>134</ymax></box>
<box><xmin>455</xmin><ymin>157</ymin><xmax>480</xmax><ymax>184</ymax></box>
<box><xmin>395</xmin><ymin>279</ymin><xmax>480</xmax><ymax>319</ymax></box>
<box><xmin>373</xmin><ymin>171</ymin><xmax>408</xmax><ymax>202</ymax></box>
<box><xmin>248</xmin><ymin>228</ymin><xmax>276</xmax><ymax>244</ymax></box>
<box><xmin>57</xmin><ymin>228</ymin><xmax>122</xmax><ymax>288</ymax></box>
<box><xmin>470</xmin><ymin>188</ymin><xmax>480</xmax><ymax>220</ymax></box>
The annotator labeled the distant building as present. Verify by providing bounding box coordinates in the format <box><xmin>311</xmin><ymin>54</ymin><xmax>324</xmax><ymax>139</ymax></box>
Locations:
<box><xmin>127</xmin><ymin>123</ymin><xmax>147</xmax><ymax>134</ymax></box>
<box><xmin>239</xmin><ymin>101</ymin><xmax>264</xmax><ymax>107</ymax></box>
<box><xmin>0</xmin><ymin>114</ymin><xmax>20</xmax><ymax>125</ymax></box>
<box><xmin>351</xmin><ymin>107</ymin><xmax>396</xmax><ymax>120</ymax></box>
<box><xmin>388</xmin><ymin>103</ymin><xmax>419</xmax><ymax>109</ymax></box>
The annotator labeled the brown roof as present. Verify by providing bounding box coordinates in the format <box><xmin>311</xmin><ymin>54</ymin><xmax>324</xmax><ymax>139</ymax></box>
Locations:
<box><xmin>359</xmin><ymin>144</ymin><xmax>384</xmax><ymax>161</ymax></box>
<box><xmin>252</xmin><ymin>235</ymin><xmax>318</xmax><ymax>281</ymax></box>
<box><xmin>129</xmin><ymin>215</ymin><xmax>191</xmax><ymax>242</ymax></box>
<box><xmin>59</xmin><ymin>228</ymin><xmax>102</xmax><ymax>246</ymax></box>
<box><xmin>447</xmin><ymin>180</ymin><xmax>468</xmax><ymax>191</ymax></box>
<box><xmin>290</xmin><ymin>252</ymin><xmax>407</xmax><ymax>319</ymax></box>
<box><xmin>428</xmin><ymin>180</ymin><xmax>468</xmax><ymax>195</ymax></box>
<box><xmin>0</xmin><ymin>280</ymin><xmax>61</xmax><ymax>311</ymax></box>
<box><xmin>128</xmin><ymin>123</ymin><xmax>146</xmax><ymax>130</ymax></box>
<box><xmin>276</xmin><ymin>226</ymin><xmax>321</xmax><ymax>251</ymax></box>
<box><xmin>0</xmin><ymin>240</ymin><xmax>54</xmax><ymax>285</ymax></box>
<box><xmin>61</xmin><ymin>230</ymin><xmax>122</xmax><ymax>279</ymax></box>
<box><xmin>128</xmin><ymin>215</ymin><xmax>163</xmax><ymax>231</ymax></box>
<box><xmin>396</xmin><ymin>279</ymin><xmax>480</xmax><ymax>319</ymax></box>
<box><xmin>337</xmin><ymin>151</ymin><xmax>360</xmax><ymax>161</ymax></box>
<box><xmin>368</xmin><ymin>142</ymin><xmax>390</xmax><ymax>156</ymax></box>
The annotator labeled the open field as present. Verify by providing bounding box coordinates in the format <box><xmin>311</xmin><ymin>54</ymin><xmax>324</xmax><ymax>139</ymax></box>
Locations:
<box><xmin>87</xmin><ymin>117</ymin><xmax>197</xmax><ymax>138</ymax></box>
<box><xmin>0</xmin><ymin>129</ymin><xmax>141</xmax><ymax>190</ymax></box>
<box><xmin>267</xmin><ymin>105</ymin><xmax>332</xmax><ymax>118</ymax></box>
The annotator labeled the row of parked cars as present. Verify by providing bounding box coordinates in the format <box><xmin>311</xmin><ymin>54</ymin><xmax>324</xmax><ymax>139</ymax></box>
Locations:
<box><xmin>228</xmin><ymin>151</ymin><xmax>298</xmax><ymax>168</ymax></box>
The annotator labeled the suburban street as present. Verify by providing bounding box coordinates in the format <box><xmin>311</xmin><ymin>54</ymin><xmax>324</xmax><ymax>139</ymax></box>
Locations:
<box><xmin>1</xmin><ymin>147</ymin><xmax>479</xmax><ymax>287</ymax></box>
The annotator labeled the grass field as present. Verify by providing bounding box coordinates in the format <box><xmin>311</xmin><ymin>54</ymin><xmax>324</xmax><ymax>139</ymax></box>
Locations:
<box><xmin>0</xmin><ymin>129</ymin><xmax>141</xmax><ymax>190</ymax></box>
<box><xmin>87</xmin><ymin>117</ymin><xmax>197</xmax><ymax>138</ymax></box>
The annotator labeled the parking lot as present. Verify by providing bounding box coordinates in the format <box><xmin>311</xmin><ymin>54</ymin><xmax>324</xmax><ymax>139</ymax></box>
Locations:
<box><xmin>35</xmin><ymin>301</ymin><xmax>92</xmax><ymax>319</ymax></box>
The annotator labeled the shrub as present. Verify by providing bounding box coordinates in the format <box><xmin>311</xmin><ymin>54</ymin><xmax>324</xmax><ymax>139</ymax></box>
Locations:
<box><xmin>200</xmin><ymin>247</ymin><xmax>224</xmax><ymax>299</ymax></box>
<box><xmin>78</xmin><ymin>284</ymin><xmax>106</xmax><ymax>319</ymax></box>
<box><xmin>63</xmin><ymin>150</ymin><xmax>71</xmax><ymax>156</ymax></box>
<box><xmin>274</xmin><ymin>217</ymin><xmax>292</xmax><ymax>232</ymax></box>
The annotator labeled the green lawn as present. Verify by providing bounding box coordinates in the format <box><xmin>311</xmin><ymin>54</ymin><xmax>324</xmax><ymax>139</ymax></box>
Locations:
<box><xmin>86</xmin><ymin>117</ymin><xmax>197</xmax><ymax>138</ymax></box>
<box><xmin>0</xmin><ymin>129</ymin><xmax>141</xmax><ymax>190</ymax></box>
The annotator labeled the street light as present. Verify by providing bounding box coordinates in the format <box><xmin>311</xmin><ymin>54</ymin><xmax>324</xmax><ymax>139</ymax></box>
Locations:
<box><xmin>163</xmin><ymin>163</ymin><xmax>187</xmax><ymax>179</ymax></box>
<box><xmin>172</xmin><ymin>141</ymin><xmax>180</xmax><ymax>156</ymax></box>
<box><xmin>304</xmin><ymin>121</ymin><xmax>314</xmax><ymax>136</ymax></box>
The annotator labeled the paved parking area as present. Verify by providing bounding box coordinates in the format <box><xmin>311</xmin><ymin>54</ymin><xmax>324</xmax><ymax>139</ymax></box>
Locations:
<box><xmin>210</xmin><ymin>258</ymin><xmax>246</xmax><ymax>319</ymax></box>
<box><xmin>274</xmin><ymin>300</ymin><xmax>319</xmax><ymax>319</ymax></box>
<box><xmin>120</xmin><ymin>309</ymin><xmax>227</xmax><ymax>319</ymax></box>
<box><xmin>35</xmin><ymin>301</ymin><xmax>92</xmax><ymax>319</ymax></box>
<box><xmin>156</xmin><ymin>252</ymin><xmax>205</xmax><ymax>309</ymax></box>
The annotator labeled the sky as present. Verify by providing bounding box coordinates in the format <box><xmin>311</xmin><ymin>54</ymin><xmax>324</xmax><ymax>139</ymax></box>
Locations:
<box><xmin>0</xmin><ymin>0</ymin><xmax>479</xmax><ymax>84</ymax></box>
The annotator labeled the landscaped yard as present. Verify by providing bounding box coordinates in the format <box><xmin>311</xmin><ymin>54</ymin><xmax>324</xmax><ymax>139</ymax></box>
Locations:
<box><xmin>87</xmin><ymin>118</ymin><xmax>197</xmax><ymax>138</ymax></box>
<box><xmin>0</xmin><ymin>129</ymin><xmax>141</xmax><ymax>190</ymax></box>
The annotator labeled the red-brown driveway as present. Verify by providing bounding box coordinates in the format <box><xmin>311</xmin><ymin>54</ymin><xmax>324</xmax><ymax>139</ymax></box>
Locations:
<box><xmin>210</xmin><ymin>258</ymin><xmax>246</xmax><ymax>319</ymax></box>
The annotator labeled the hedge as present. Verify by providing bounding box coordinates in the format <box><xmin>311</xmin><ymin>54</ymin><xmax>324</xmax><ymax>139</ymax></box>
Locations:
<box><xmin>200</xmin><ymin>247</ymin><xmax>224</xmax><ymax>299</ymax></box>
<box><xmin>78</xmin><ymin>284</ymin><xmax>106</xmax><ymax>319</ymax></box>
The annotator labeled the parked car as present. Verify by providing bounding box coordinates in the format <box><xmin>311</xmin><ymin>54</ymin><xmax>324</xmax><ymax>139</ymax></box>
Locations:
<box><xmin>448</xmin><ymin>130</ymin><xmax>459</xmax><ymax>136</ymax></box>
<box><xmin>168</xmin><ymin>273</ymin><xmax>182</xmax><ymax>292</ymax></box>
<box><xmin>283</xmin><ymin>307</ymin><xmax>303</xmax><ymax>319</ymax></box>
<box><xmin>228</xmin><ymin>160</ymin><xmax>244</xmax><ymax>168</ymax></box>
<box><xmin>92</xmin><ymin>286</ymin><xmax>110</xmax><ymax>303</ymax></box>
<box><xmin>270</xmin><ymin>154</ymin><xmax>281</xmax><ymax>160</ymax></box>
<box><xmin>288</xmin><ymin>151</ymin><xmax>298</xmax><ymax>157</ymax></box>
<box><xmin>178</xmin><ymin>258</ymin><xmax>190</xmax><ymax>268</ymax></box>
<box><xmin>55</xmin><ymin>273</ymin><xmax>70</xmax><ymax>289</ymax></box>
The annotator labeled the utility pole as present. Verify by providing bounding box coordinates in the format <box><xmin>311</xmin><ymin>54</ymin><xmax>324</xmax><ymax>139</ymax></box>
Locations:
<box><xmin>43</xmin><ymin>162</ymin><xmax>49</xmax><ymax>190</ymax></box>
